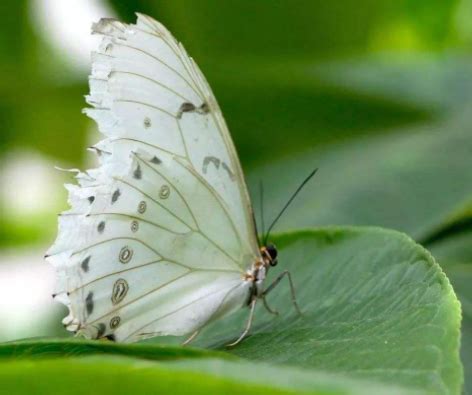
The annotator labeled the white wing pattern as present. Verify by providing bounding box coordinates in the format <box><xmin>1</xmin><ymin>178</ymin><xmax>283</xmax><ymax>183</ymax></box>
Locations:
<box><xmin>46</xmin><ymin>14</ymin><xmax>259</xmax><ymax>342</ymax></box>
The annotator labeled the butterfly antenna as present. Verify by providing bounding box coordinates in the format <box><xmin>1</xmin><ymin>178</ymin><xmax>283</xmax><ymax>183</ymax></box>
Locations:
<box><xmin>260</xmin><ymin>180</ymin><xmax>266</xmax><ymax>243</ymax></box>
<box><xmin>263</xmin><ymin>168</ymin><xmax>318</xmax><ymax>245</ymax></box>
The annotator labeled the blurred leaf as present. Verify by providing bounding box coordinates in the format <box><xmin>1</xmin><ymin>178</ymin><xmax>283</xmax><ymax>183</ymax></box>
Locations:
<box><xmin>0</xmin><ymin>338</ymin><xmax>228</xmax><ymax>361</ymax></box>
<box><xmin>209</xmin><ymin>59</ymin><xmax>430</xmax><ymax>168</ymax></box>
<box><xmin>1</xmin><ymin>227</ymin><xmax>462</xmax><ymax>394</ymax></box>
<box><xmin>247</xmin><ymin>107</ymin><xmax>472</xmax><ymax>241</ymax></box>
<box><xmin>428</xmin><ymin>230</ymin><xmax>472</xmax><ymax>263</ymax></box>
<box><xmin>110</xmin><ymin>0</ymin><xmax>460</xmax><ymax>59</ymax></box>
<box><xmin>0</xmin><ymin>355</ymin><xmax>420</xmax><ymax>395</ymax></box>
<box><xmin>0</xmin><ymin>214</ymin><xmax>58</xmax><ymax>249</ymax></box>
<box><xmin>311</xmin><ymin>53</ymin><xmax>472</xmax><ymax>113</ymax></box>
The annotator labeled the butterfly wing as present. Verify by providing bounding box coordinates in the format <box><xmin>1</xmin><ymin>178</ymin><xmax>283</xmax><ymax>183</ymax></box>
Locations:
<box><xmin>46</xmin><ymin>14</ymin><xmax>258</xmax><ymax>342</ymax></box>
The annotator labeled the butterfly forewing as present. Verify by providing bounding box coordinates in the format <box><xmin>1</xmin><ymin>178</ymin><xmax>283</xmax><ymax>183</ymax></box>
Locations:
<box><xmin>47</xmin><ymin>14</ymin><xmax>259</xmax><ymax>342</ymax></box>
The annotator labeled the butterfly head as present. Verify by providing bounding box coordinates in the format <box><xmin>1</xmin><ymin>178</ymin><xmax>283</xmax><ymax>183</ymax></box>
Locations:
<box><xmin>261</xmin><ymin>244</ymin><xmax>278</xmax><ymax>267</ymax></box>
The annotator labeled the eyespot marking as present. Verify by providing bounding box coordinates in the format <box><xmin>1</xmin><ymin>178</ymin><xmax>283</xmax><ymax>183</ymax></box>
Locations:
<box><xmin>119</xmin><ymin>246</ymin><xmax>133</xmax><ymax>263</ymax></box>
<box><xmin>111</xmin><ymin>189</ymin><xmax>121</xmax><ymax>204</ymax></box>
<box><xmin>143</xmin><ymin>117</ymin><xmax>151</xmax><ymax>128</ymax></box>
<box><xmin>159</xmin><ymin>185</ymin><xmax>170</xmax><ymax>199</ymax></box>
<box><xmin>110</xmin><ymin>316</ymin><xmax>121</xmax><ymax>329</ymax></box>
<box><xmin>138</xmin><ymin>201</ymin><xmax>147</xmax><ymax>214</ymax></box>
<box><xmin>130</xmin><ymin>220</ymin><xmax>139</xmax><ymax>233</ymax></box>
<box><xmin>112</xmin><ymin>279</ymin><xmax>129</xmax><ymax>305</ymax></box>
<box><xmin>81</xmin><ymin>256</ymin><xmax>91</xmax><ymax>272</ymax></box>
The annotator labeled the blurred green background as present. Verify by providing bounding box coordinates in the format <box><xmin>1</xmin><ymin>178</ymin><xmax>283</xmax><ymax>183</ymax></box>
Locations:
<box><xmin>1</xmin><ymin>0</ymin><xmax>472</xmax><ymax>389</ymax></box>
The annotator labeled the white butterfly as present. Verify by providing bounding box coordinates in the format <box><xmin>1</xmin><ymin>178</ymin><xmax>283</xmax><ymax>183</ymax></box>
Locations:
<box><xmin>46</xmin><ymin>13</ymin><xmax>302</xmax><ymax>345</ymax></box>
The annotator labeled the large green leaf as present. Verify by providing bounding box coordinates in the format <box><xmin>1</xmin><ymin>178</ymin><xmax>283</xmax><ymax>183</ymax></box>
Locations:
<box><xmin>429</xmin><ymin>232</ymin><xmax>472</xmax><ymax>395</ymax></box>
<box><xmin>192</xmin><ymin>228</ymin><xmax>462</xmax><ymax>394</ymax></box>
<box><xmin>2</xmin><ymin>227</ymin><xmax>460</xmax><ymax>394</ymax></box>
<box><xmin>440</xmin><ymin>263</ymin><xmax>472</xmax><ymax>395</ymax></box>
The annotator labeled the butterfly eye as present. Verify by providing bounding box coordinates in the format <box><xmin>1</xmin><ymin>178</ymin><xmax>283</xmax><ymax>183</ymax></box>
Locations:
<box><xmin>265</xmin><ymin>244</ymin><xmax>278</xmax><ymax>266</ymax></box>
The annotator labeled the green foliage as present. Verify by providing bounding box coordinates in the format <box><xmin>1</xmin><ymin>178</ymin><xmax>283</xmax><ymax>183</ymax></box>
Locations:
<box><xmin>0</xmin><ymin>228</ymin><xmax>462</xmax><ymax>394</ymax></box>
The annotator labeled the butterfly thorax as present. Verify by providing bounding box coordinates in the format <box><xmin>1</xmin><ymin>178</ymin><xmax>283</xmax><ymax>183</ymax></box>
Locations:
<box><xmin>244</xmin><ymin>244</ymin><xmax>278</xmax><ymax>302</ymax></box>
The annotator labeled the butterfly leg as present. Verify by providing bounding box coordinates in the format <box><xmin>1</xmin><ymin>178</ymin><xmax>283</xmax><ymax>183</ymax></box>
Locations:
<box><xmin>262</xmin><ymin>296</ymin><xmax>279</xmax><ymax>315</ymax></box>
<box><xmin>182</xmin><ymin>329</ymin><xmax>200</xmax><ymax>346</ymax></box>
<box><xmin>226</xmin><ymin>298</ymin><xmax>257</xmax><ymax>347</ymax></box>
<box><xmin>262</xmin><ymin>270</ymin><xmax>302</xmax><ymax>315</ymax></box>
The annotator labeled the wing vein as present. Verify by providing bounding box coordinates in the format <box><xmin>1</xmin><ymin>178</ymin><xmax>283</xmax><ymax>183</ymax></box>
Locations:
<box><xmin>136</xmin><ymin>154</ymin><xmax>241</xmax><ymax>268</ymax></box>
<box><xmin>103</xmin><ymin>42</ymin><xmax>203</xmax><ymax>100</ymax></box>
<box><xmin>85</xmin><ymin>212</ymin><xmax>191</xmax><ymax>235</ymax></box>
<box><xmin>122</xmin><ymin>281</ymin><xmax>242</xmax><ymax>342</ymax></box>
<box><xmin>175</xmin><ymin>157</ymin><xmax>243</xmax><ymax>253</ymax></box>
<box><xmin>132</xmin><ymin>24</ymin><xmax>207</xmax><ymax>100</ymax></box>
<box><xmin>114</xmin><ymin>99</ymin><xmax>176</xmax><ymax>118</ymax></box>
<box><xmin>68</xmin><ymin>259</ymin><xmax>163</xmax><ymax>294</ymax></box>
<box><xmin>110</xmin><ymin>137</ymin><xmax>186</xmax><ymax>159</ymax></box>
<box><xmin>86</xmin><ymin>271</ymin><xmax>192</xmax><ymax>326</ymax></box>
<box><xmin>134</xmin><ymin>154</ymin><xmax>199</xmax><ymax>229</ymax></box>
<box><xmin>115</xmin><ymin>177</ymin><xmax>197</xmax><ymax>231</ymax></box>
<box><xmin>111</xmin><ymin>70</ymin><xmax>193</xmax><ymax>103</ymax></box>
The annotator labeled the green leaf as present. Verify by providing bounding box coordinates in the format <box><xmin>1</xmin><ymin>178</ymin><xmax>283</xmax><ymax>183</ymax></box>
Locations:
<box><xmin>191</xmin><ymin>228</ymin><xmax>462</xmax><ymax>394</ymax></box>
<box><xmin>0</xmin><ymin>338</ymin><xmax>230</xmax><ymax>361</ymax></box>
<box><xmin>440</xmin><ymin>263</ymin><xmax>472</xmax><ymax>395</ymax></box>
<box><xmin>0</xmin><ymin>227</ymin><xmax>462</xmax><ymax>394</ymax></box>
<box><xmin>0</xmin><ymin>354</ymin><xmax>421</xmax><ymax>395</ymax></box>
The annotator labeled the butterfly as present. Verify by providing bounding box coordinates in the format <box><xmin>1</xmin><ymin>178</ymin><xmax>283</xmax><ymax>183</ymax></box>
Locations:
<box><xmin>46</xmin><ymin>13</ymin><xmax>313</xmax><ymax>346</ymax></box>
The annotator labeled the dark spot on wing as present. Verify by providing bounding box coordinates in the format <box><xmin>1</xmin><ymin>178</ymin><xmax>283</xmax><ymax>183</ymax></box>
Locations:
<box><xmin>97</xmin><ymin>221</ymin><xmax>105</xmax><ymax>233</ymax></box>
<box><xmin>150</xmin><ymin>156</ymin><xmax>161</xmax><ymax>164</ymax></box>
<box><xmin>133</xmin><ymin>164</ymin><xmax>142</xmax><ymax>179</ymax></box>
<box><xmin>143</xmin><ymin>117</ymin><xmax>152</xmax><ymax>129</ymax></box>
<box><xmin>88</xmin><ymin>196</ymin><xmax>95</xmax><ymax>204</ymax></box>
<box><xmin>202</xmin><ymin>156</ymin><xmax>220</xmax><ymax>174</ymax></box>
<box><xmin>221</xmin><ymin>162</ymin><xmax>236</xmax><ymax>180</ymax></box>
<box><xmin>96</xmin><ymin>323</ymin><xmax>106</xmax><ymax>338</ymax></box>
<box><xmin>202</xmin><ymin>156</ymin><xmax>235</xmax><ymax>181</ymax></box>
<box><xmin>179</xmin><ymin>102</ymin><xmax>195</xmax><ymax>114</ymax></box>
<box><xmin>106</xmin><ymin>334</ymin><xmax>116</xmax><ymax>341</ymax></box>
<box><xmin>199</xmin><ymin>102</ymin><xmax>210</xmax><ymax>114</ymax></box>
<box><xmin>111</xmin><ymin>188</ymin><xmax>121</xmax><ymax>204</ymax></box>
<box><xmin>81</xmin><ymin>256</ymin><xmax>91</xmax><ymax>272</ymax></box>
<box><xmin>177</xmin><ymin>101</ymin><xmax>210</xmax><ymax>118</ymax></box>
<box><xmin>86</xmin><ymin>292</ymin><xmax>94</xmax><ymax>315</ymax></box>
